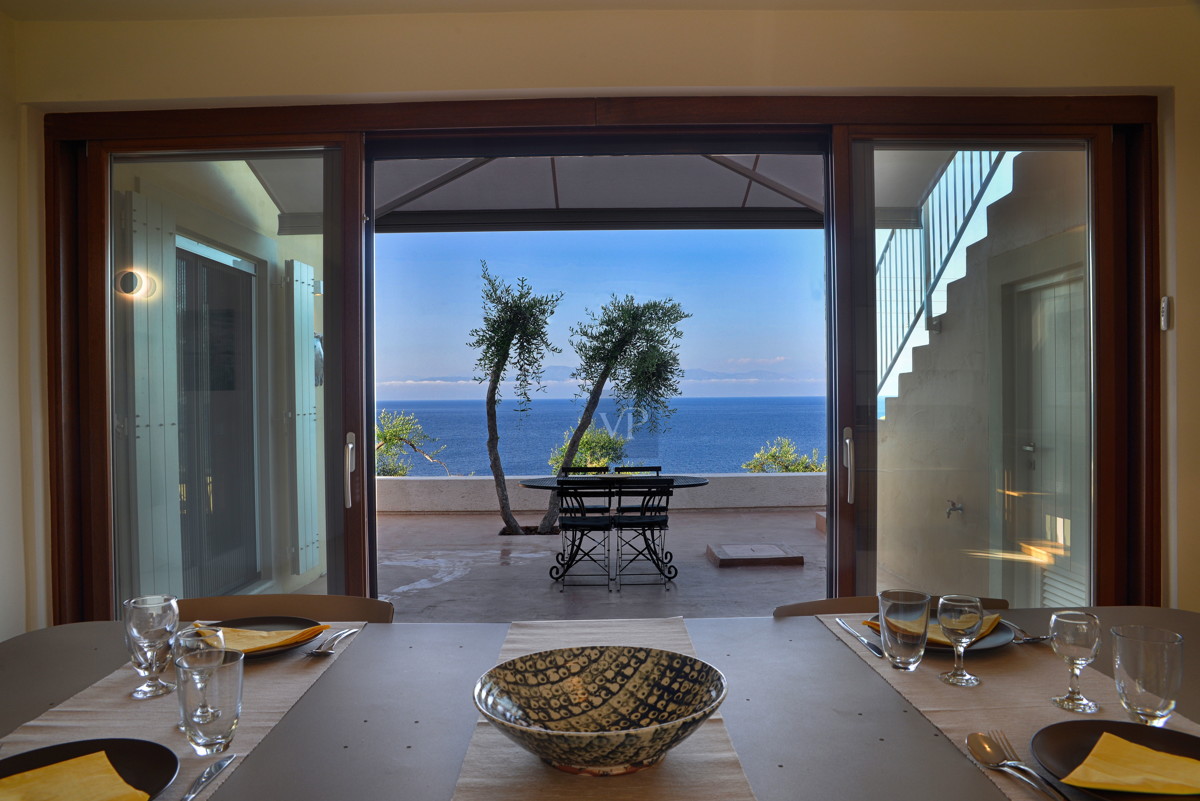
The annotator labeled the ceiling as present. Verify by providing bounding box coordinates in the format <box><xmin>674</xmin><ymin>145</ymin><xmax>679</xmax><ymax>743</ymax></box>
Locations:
<box><xmin>0</xmin><ymin>0</ymin><xmax>1187</xmax><ymax>21</ymax></box>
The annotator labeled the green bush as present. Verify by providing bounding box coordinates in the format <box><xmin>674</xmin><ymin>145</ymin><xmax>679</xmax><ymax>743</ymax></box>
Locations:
<box><xmin>742</xmin><ymin>437</ymin><xmax>826</xmax><ymax>473</ymax></box>
<box><xmin>375</xmin><ymin>409</ymin><xmax>448</xmax><ymax>477</ymax></box>
<box><xmin>549</xmin><ymin>424</ymin><xmax>628</xmax><ymax>473</ymax></box>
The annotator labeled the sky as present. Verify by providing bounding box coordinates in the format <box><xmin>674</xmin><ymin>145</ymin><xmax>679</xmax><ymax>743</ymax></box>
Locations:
<box><xmin>373</xmin><ymin>228</ymin><xmax>827</xmax><ymax>401</ymax></box>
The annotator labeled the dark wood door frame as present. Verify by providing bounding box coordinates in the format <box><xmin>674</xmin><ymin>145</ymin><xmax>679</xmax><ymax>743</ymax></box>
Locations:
<box><xmin>44</xmin><ymin>96</ymin><xmax>1158</xmax><ymax>621</ymax></box>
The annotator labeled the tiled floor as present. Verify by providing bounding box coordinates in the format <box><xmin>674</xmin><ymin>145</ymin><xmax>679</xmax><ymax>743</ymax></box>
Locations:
<box><xmin>375</xmin><ymin>507</ymin><xmax>828</xmax><ymax>622</ymax></box>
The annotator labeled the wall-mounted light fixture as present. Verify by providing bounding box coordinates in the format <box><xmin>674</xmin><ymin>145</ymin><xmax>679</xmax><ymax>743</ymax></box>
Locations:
<box><xmin>115</xmin><ymin>268</ymin><xmax>158</xmax><ymax>299</ymax></box>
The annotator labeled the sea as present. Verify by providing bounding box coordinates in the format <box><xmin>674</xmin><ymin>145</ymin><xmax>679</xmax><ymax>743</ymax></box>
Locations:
<box><xmin>376</xmin><ymin>396</ymin><xmax>828</xmax><ymax>477</ymax></box>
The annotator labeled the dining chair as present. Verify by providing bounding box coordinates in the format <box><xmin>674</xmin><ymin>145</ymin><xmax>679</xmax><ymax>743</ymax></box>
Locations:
<box><xmin>552</xmin><ymin>479</ymin><xmax>616</xmax><ymax>590</ymax></box>
<box><xmin>611</xmin><ymin>478</ymin><xmax>675</xmax><ymax>590</ymax></box>
<box><xmin>178</xmin><ymin>593</ymin><xmax>395</xmax><ymax>623</ymax></box>
<box><xmin>613</xmin><ymin>465</ymin><xmax>662</xmax><ymax>475</ymax></box>
<box><xmin>563</xmin><ymin>465</ymin><xmax>611</xmax><ymax>474</ymax></box>
<box><xmin>772</xmin><ymin>594</ymin><xmax>1010</xmax><ymax>617</ymax></box>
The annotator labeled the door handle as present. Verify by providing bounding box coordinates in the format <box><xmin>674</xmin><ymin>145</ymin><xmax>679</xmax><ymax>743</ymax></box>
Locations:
<box><xmin>842</xmin><ymin>426</ymin><xmax>855</xmax><ymax>505</ymax></box>
<box><xmin>344</xmin><ymin>432</ymin><xmax>356</xmax><ymax>509</ymax></box>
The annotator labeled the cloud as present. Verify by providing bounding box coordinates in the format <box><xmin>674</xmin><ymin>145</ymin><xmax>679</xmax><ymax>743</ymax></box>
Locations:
<box><xmin>726</xmin><ymin>356</ymin><xmax>789</xmax><ymax>366</ymax></box>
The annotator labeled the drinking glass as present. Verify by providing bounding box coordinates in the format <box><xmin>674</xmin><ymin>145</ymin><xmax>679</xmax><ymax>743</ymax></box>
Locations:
<box><xmin>122</xmin><ymin>594</ymin><xmax>179</xmax><ymax>699</ymax></box>
<box><xmin>937</xmin><ymin>594</ymin><xmax>983</xmax><ymax>686</ymax></box>
<box><xmin>1112</xmin><ymin>624</ymin><xmax>1183</xmax><ymax>726</ymax></box>
<box><xmin>176</xmin><ymin>649</ymin><xmax>244</xmax><ymax>755</ymax></box>
<box><xmin>173</xmin><ymin>626</ymin><xmax>225</xmax><ymax>731</ymax></box>
<box><xmin>878</xmin><ymin>589</ymin><xmax>931</xmax><ymax>671</ymax></box>
<box><xmin>1050</xmin><ymin>611</ymin><xmax>1101</xmax><ymax>713</ymax></box>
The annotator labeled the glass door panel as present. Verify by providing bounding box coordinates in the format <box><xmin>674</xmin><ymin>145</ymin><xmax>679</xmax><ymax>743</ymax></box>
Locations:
<box><xmin>861</xmin><ymin>143</ymin><xmax>1093</xmax><ymax>607</ymax></box>
<box><xmin>110</xmin><ymin>149</ymin><xmax>345</xmax><ymax>603</ymax></box>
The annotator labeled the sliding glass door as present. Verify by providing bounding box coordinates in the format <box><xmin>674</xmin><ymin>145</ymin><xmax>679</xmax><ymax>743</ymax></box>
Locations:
<box><xmin>108</xmin><ymin>146</ymin><xmax>364</xmax><ymax>606</ymax></box>
<box><xmin>842</xmin><ymin>140</ymin><xmax>1096</xmax><ymax>606</ymax></box>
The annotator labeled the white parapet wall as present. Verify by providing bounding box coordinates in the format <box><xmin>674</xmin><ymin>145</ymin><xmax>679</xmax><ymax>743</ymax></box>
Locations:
<box><xmin>376</xmin><ymin>473</ymin><xmax>827</xmax><ymax>513</ymax></box>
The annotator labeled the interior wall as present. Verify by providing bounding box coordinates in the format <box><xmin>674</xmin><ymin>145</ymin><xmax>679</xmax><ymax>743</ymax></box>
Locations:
<box><xmin>5</xmin><ymin>6</ymin><xmax>1199</xmax><ymax>633</ymax></box>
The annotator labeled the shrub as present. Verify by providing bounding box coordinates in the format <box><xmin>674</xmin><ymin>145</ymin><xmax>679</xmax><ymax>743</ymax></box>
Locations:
<box><xmin>742</xmin><ymin>437</ymin><xmax>826</xmax><ymax>473</ymax></box>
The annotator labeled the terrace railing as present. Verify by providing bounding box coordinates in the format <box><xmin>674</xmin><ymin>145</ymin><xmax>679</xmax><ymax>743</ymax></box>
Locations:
<box><xmin>876</xmin><ymin>150</ymin><xmax>1006</xmax><ymax>394</ymax></box>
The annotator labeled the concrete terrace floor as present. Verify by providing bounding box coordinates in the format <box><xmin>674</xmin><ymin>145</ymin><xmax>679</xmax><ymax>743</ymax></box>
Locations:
<box><xmin>376</xmin><ymin>507</ymin><xmax>827</xmax><ymax>622</ymax></box>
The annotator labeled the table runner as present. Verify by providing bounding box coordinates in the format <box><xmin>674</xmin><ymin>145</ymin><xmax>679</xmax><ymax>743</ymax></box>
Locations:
<box><xmin>452</xmin><ymin>617</ymin><xmax>758</xmax><ymax>801</ymax></box>
<box><xmin>819</xmin><ymin>614</ymin><xmax>1200</xmax><ymax>801</ymax></box>
<box><xmin>0</xmin><ymin>621</ymin><xmax>365</xmax><ymax>801</ymax></box>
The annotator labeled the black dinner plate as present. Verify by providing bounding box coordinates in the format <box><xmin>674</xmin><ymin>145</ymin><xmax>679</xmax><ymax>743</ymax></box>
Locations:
<box><xmin>867</xmin><ymin>614</ymin><xmax>1014</xmax><ymax>651</ymax></box>
<box><xmin>214</xmin><ymin>615</ymin><xmax>323</xmax><ymax>659</ymax></box>
<box><xmin>0</xmin><ymin>738</ymin><xmax>178</xmax><ymax>798</ymax></box>
<box><xmin>1031</xmin><ymin>720</ymin><xmax>1200</xmax><ymax>801</ymax></box>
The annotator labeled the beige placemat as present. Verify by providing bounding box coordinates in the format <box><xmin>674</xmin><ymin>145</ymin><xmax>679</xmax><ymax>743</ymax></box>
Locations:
<box><xmin>0</xmin><ymin>621</ymin><xmax>365</xmax><ymax>801</ymax></box>
<box><xmin>453</xmin><ymin>617</ymin><xmax>757</xmax><ymax>801</ymax></box>
<box><xmin>820</xmin><ymin>614</ymin><xmax>1200</xmax><ymax>801</ymax></box>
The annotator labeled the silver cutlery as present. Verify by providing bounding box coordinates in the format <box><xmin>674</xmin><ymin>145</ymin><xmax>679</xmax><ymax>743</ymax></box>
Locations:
<box><xmin>967</xmin><ymin>731</ymin><xmax>1068</xmax><ymax>801</ymax></box>
<box><xmin>305</xmin><ymin>627</ymin><xmax>359</xmax><ymax>656</ymax></box>
<box><xmin>835</xmin><ymin>617</ymin><xmax>884</xmax><ymax>658</ymax></box>
<box><xmin>1003</xmin><ymin>620</ymin><xmax>1052</xmax><ymax>643</ymax></box>
<box><xmin>181</xmin><ymin>753</ymin><xmax>237</xmax><ymax>801</ymax></box>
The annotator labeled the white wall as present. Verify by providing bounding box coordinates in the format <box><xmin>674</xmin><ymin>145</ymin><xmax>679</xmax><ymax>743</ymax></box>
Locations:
<box><xmin>5</xmin><ymin>5</ymin><xmax>1200</xmax><ymax>635</ymax></box>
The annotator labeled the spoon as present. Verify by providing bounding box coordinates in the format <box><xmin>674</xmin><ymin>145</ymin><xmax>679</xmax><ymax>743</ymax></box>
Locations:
<box><xmin>1003</xmin><ymin>620</ymin><xmax>1053</xmax><ymax>643</ymax></box>
<box><xmin>966</xmin><ymin>732</ymin><xmax>1068</xmax><ymax>801</ymax></box>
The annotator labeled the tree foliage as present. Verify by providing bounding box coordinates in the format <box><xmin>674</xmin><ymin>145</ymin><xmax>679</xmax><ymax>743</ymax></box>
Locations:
<box><xmin>375</xmin><ymin>409</ymin><xmax>448</xmax><ymax>477</ymax></box>
<box><xmin>467</xmin><ymin>262</ymin><xmax>563</xmax><ymax>534</ymax></box>
<box><xmin>548</xmin><ymin>424</ymin><xmax>629</xmax><ymax>473</ymax></box>
<box><xmin>742</xmin><ymin>437</ymin><xmax>827</xmax><ymax>473</ymax></box>
<box><xmin>538</xmin><ymin>294</ymin><xmax>689</xmax><ymax>532</ymax></box>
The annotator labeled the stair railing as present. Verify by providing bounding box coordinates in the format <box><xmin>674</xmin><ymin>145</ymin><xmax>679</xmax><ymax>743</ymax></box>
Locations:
<box><xmin>876</xmin><ymin>150</ymin><xmax>1006</xmax><ymax>395</ymax></box>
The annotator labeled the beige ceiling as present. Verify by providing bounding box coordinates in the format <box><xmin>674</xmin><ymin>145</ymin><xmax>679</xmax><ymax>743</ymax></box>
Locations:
<box><xmin>0</xmin><ymin>0</ymin><xmax>1188</xmax><ymax>21</ymax></box>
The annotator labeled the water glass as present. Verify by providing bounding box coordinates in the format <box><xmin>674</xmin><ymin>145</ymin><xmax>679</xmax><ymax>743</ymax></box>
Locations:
<box><xmin>938</xmin><ymin>594</ymin><xmax>983</xmax><ymax>687</ymax></box>
<box><xmin>123</xmin><ymin>594</ymin><xmax>179</xmax><ymax>699</ymax></box>
<box><xmin>1112</xmin><ymin>625</ymin><xmax>1183</xmax><ymax>726</ymax></box>
<box><xmin>1050</xmin><ymin>611</ymin><xmax>1101</xmax><ymax>713</ymax></box>
<box><xmin>176</xmin><ymin>649</ymin><xmax>244</xmax><ymax>755</ymax></box>
<box><xmin>878</xmin><ymin>589</ymin><xmax>931</xmax><ymax>671</ymax></box>
<box><xmin>173</xmin><ymin>627</ymin><xmax>225</xmax><ymax>731</ymax></box>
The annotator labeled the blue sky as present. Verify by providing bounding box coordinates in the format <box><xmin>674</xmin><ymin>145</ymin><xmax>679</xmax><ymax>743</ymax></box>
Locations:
<box><xmin>373</xmin><ymin>228</ymin><xmax>827</xmax><ymax>400</ymax></box>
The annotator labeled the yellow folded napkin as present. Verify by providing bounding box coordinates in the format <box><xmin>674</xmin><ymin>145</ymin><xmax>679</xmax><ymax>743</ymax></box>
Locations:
<box><xmin>0</xmin><ymin>751</ymin><xmax>148</xmax><ymax>801</ymax></box>
<box><xmin>863</xmin><ymin>613</ymin><xmax>1002</xmax><ymax>647</ymax></box>
<box><xmin>1063</xmin><ymin>732</ymin><xmax>1200</xmax><ymax>795</ymax></box>
<box><xmin>218</xmin><ymin>624</ymin><xmax>329</xmax><ymax>653</ymax></box>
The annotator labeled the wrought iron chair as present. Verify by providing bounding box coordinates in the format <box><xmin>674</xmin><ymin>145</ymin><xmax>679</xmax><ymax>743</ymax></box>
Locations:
<box><xmin>551</xmin><ymin>479</ymin><xmax>616</xmax><ymax>590</ymax></box>
<box><xmin>563</xmin><ymin>465</ymin><xmax>611</xmax><ymax>474</ymax></box>
<box><xmin>611</xmin><ymin>478</ymin><xmax>675</xmax><ymax>590</ymax></box>
<box><xmin>613</xmin><ymin>465</ymin><xmax>661</xmax><ymax>475</ymax></box>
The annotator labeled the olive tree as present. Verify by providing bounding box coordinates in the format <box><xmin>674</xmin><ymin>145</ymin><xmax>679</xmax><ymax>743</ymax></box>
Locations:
<box><xmin>375</xmin><ymin>409</ymin><xmax>449</xmax><ymax>476</ymax></box>
<box><xmin>467</xmin><ymin>263</ymin><xmax>562</xmax><ymax>535</ymax></box>
<box><xmin>538</xmin><ymin>295</ymin><xmax>689</xmax><ymax>533</ymax></box>
<box><xmin>742</xmin><ymin>437</ymin><xmax>827</xmax><ymax>473</ymax></box>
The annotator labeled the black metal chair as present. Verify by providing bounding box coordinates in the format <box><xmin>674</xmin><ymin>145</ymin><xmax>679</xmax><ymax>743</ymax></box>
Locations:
<box><xmin>551</xmin><ymin>479</ymin><xmax>616</xmax><ymax>590</ymax></box>
<box><xmin>563</xmin><ymin>465</ymin><xmax>611</xmax><ymax>474</ymax></box>
<box><xmin>611</xmin><ymin>478</ymin><xmax>675</xmax><ymax>590</ymax></box>
<box><xmin>613</xmin><ymin>465</ymin><xmax>661</xmax><ymax>475</ymax></box>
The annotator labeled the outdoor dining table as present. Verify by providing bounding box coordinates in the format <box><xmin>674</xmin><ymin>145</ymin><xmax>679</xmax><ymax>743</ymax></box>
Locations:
<box><xmin>1</xmin><ymin>607</ymin><xmax>1198</xmax><ymax>801</ymax></box>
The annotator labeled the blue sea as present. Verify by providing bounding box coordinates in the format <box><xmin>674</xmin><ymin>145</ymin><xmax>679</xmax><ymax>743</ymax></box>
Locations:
<box><xmin>376</xmin><ymin>396</ymin><xmax>828</xmax><ymax>476</ymax></box>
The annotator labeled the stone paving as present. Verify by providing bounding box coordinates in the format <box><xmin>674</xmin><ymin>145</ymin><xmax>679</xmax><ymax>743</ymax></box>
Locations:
<box><xmin>376</xmin><ymin>507</ymin><xmax>827</xmax><ymax>622</ymax></box>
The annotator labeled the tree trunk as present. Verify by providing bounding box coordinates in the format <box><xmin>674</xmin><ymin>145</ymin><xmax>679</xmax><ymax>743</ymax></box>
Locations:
<box><xmin>537</xmin><ymin>366</ymin><xmax>612</xmax><ymax>533</ymax></box>
<box><xmin>486</xmin><ymin>366</ymin><xmax>524</xmax><ymax>535</ymax></box>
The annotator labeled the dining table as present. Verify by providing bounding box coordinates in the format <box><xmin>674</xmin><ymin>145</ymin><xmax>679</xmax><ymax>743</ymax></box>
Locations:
<box><xmin>517</xmin><ymin>474</ymin><xmax>710</xmax><ymax>490</ymax></box>
<box><xmin>1</xmin><ymin>606</ymin><xmax>1198</xmax><ymax>801</ymax></box>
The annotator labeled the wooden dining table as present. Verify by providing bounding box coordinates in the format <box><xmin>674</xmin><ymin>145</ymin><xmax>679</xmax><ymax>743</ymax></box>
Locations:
<box><xmin>1</xmin><ymin>606</ymin><xmax>1197</xmax><ymax>800</ymax></box>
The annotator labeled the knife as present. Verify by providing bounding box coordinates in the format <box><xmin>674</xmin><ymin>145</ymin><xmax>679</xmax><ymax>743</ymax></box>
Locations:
<box><xmin>182</xmin><ymin>753</ymin><xmax>237</xmax><ymax>801</ymax></box>
<box><xmin>835</xmin><ymin>617</ymin><xmax>885</xmax><ymax>658</ymax></box>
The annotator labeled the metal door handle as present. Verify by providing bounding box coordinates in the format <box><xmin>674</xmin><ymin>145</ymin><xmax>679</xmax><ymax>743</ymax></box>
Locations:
<box><xmin>344</xmin><ymin>432</ymin><xmax>356</xmax><ymax>509</ymax></box>
<box><xmin>842</xmin><ymin>426</ymin><xmax>855</xmax><ymax>505</ymax></box>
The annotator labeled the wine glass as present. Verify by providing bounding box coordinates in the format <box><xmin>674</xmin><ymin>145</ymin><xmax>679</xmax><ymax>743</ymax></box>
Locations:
<box><xmin>1050</xmin><ymin>611</ymin><xmax>1101</xmax><ymax>713</ymax></box>
<box><xmin>1112</xmin><ymin>624</ymin><xmax>1183</xmax><ymax>726</ymax></box>
<box><xmin>173</xmin><ymin>626</ymin><xmax>225</xmax><ymax>730</ymax></box>
<box><xmin>938</xmin><ymin>594</ymin><xmax>983</xmax><ymax>687</ymax></box>
<box><xmin>122</xmin><ymin>594</ymin><xmax>180</xmax><ymax>699</ymax></box>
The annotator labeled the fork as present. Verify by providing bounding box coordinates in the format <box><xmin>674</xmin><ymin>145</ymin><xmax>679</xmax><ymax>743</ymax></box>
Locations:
<box><xmin>1003</xmin><ymin>620</ymin><xmax>1052</xmax><ymax>643</ymax></box>
<box><xmin>989</xmin><ymin>730</ymin><xmax>1069</xmax><ymax>801</ymax></box>
<box><xmin>305</xmin><ymin>628</ymin><xmax>358</xmax><ymax>656</ymax></box>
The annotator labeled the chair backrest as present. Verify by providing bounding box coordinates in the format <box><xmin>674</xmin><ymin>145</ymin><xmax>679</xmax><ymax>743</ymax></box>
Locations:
<box><xmin>772</xmin><ymin>594</ymin><xmax>1010</xmax><ymax>618</ymax></box>
<box><xmin>556</xmin><ymin>478</ymin><xmax>616</xmax><ymax>517</ymax></box>
<box><xmin>615</xmin><ymin>478</ymin><xmax>673</xmax><ymax>516</ymax></box>
<box><xmin>563</xmin><ymin>465</ymin><xmax>610</xmax><ymax>475</ymax></box>
<box><xmin>614</xmin><ymin>465</ymin><xmax>662</xmax><ymax>476</ymax></box>
<box><xmin>179</xmin><ymin>593</ymin><xmax>395</xmax><ymax>623</ymax></box>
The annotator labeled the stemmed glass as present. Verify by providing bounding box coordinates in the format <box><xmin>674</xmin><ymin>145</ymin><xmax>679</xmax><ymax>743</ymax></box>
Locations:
<box><xmin>1050</xmin><ymin>611</ymin><xmax>1101</xmax><ymax>713</ymax></box>
<box><xmin>173</xmin><ymin>626</ymin><xmax>225</xmax><ymax>730</ymax></box>
<box><xmin>122</xmin><ymin>594</ymin><xmax>180</xmax><ymax>699</ymax></box>
<box><xmin>938</xmin><ymin>594</ymin><xmax>983</xmax><ymax>687</ymax></box>
<box><xmin>1112</xmin><ymin>624</ymin><xmax>1183</xmax><ymax>726</ymax></box>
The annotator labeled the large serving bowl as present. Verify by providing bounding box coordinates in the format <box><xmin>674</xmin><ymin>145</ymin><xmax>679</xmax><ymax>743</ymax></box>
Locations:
<box><xmin>473</xmin><ymin>645</ymin><xmax>727</xmax><ymax>776</ymax></box>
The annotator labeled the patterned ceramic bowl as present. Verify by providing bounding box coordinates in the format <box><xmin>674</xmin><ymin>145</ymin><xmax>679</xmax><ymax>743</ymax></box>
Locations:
<box><xmin>473</xmin><ymin>645</ymin><xmax>727</xmax><ymax>776</ymax></box>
